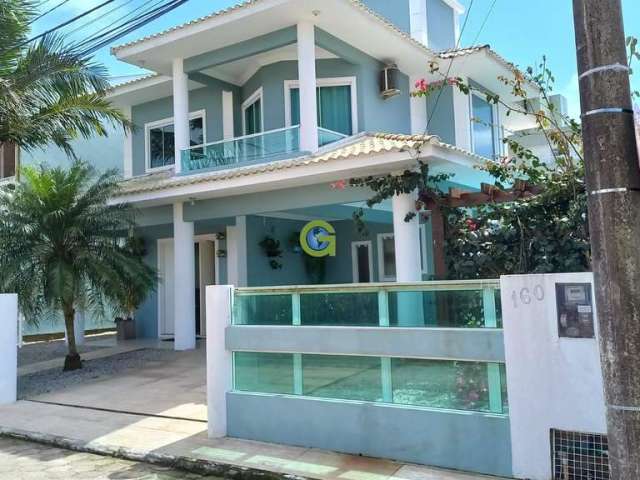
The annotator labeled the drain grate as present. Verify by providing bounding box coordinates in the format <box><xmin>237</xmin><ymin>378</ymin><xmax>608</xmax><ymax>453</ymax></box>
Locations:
<box><xmin>551</xmin><ymin>429</ymin><xmax>609</xmax><ymax>480</ymax></box>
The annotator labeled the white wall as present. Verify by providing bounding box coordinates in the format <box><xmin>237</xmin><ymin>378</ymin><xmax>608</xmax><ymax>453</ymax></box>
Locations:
<box><xmin>0</xmin><ymin>294</ymin><xmax>18</xmax><ymax>405</ymax></box>
<box><xmin>500</xmin><ymin>273</ymin><xmax>606</xmax><ymax>480</ymax></box>
<box><xmin>206</xmin><ymin>285</ymin><xmax>233</xmax><ymax>438</ymax></box>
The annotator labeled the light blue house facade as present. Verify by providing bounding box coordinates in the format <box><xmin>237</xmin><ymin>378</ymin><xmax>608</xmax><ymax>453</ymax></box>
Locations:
<box><xmin>104</xmin><ymin>0</ymin><xmax>537</xmax><ymax>344</ymax></box>
<box><xmin>26</xmin><ymin>1</ymin><xmax>542</xmax><ymax>474</ymax></box>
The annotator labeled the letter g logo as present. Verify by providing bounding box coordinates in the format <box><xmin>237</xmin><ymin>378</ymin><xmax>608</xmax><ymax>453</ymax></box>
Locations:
<box><xmin>300</xmin><ymin>220</ymin><xmax>336</xmax><ymax>257</ymax></box>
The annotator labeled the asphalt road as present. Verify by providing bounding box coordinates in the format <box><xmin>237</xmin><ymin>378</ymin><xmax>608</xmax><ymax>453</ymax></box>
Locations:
<box><xmin>0</xmin><ymin>437</ymin><xmax>220</xmax><ymax>480</ymax></box>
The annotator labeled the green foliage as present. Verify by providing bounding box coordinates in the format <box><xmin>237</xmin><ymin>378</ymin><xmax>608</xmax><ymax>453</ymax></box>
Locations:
<box><xmin>109</xmin><ymin>236</ymin><xmax>157</xmax><ymax>320</ymax></box>
<box><xmin>259</xmin><ymin>235</ymin><xmax>283</xmax><ymax>269</ymax></box>
<box><xmin>628</xmin><ymin>36</ymin><xmax>640</xmax><ymax>99</ymax></box>
<box><xmin>445</xmin><ymin>159</ymin><xmax>590</xmax><ymax>279</ymax></box>
<box><xmin>0</xmin><ymin>0</ymin><xmax>130</xmax><ymax>157</ymax></box>
<box><xmin>0</xmin><ymin>162</ymin><xmax>155</xmax><ymax>366</ymax></box>
<box><xmin>350</xmin><ymin>51</ymin><xmax>596</xmax><ymax>279</ymax></box>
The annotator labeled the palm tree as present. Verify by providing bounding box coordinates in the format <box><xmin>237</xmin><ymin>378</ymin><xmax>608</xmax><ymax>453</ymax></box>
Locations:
<box><xmin>0</xmin><ymin>0</ymin><xmax>129</xmax><ymax>161</ymax></box>
<box><xmin>0</xmin><ymin>162</ymin><xmax>156</xmax><ymax>370</ymax></box>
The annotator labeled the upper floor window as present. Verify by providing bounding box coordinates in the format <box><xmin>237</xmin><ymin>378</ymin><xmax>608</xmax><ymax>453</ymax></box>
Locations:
<box><xmin>470</xmin><ymin>92</ymin><xmax>499</xmax><ymax>160</ymax></box>
<box><xmin>285</xmin><ymin>77</ymin><xmax>358</xmax><ymax>139</ymax></box>
<box><xmin>242</xmin><ymin>88</ymin><xmax>263</xmax><ymax>135</ymax></box>
<box><xmin>145</xmin><ymin>111</ymin><xmax>205</xmax><ymax>171</ymax></box>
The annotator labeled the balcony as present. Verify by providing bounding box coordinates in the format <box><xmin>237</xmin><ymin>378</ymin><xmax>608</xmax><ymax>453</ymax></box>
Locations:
<box><xmin>180</xmin><ymin>126</ymin><xmax>348</xmax><ymax>175</ymax></box>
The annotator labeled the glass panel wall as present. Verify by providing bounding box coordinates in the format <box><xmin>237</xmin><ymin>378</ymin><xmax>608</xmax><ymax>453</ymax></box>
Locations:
<box><xmin>234</xmin><ymin>283</ymin><xmax>502</xmax><ymax>328</ymax></box>
<box><xmin>232</xmin><ymin>352</ymin><xmax>507</xmax><ymax>414</ymax></box>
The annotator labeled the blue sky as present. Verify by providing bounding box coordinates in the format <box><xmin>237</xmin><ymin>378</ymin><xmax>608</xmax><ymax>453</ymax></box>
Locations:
<box><xmin>32</xmin><ymin>0</ymin><xmax>640</xmax><ymax>119</ymax></box>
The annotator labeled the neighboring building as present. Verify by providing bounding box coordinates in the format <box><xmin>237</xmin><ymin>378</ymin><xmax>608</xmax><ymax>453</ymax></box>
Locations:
<box><xmin>100</xmin><ymin>0</ymin><xmax>539</xmax><ymax>344</ymax></box>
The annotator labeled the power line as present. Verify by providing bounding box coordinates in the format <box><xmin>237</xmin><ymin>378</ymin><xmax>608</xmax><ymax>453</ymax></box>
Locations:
<box><xmin>76</xmin><ymin>0</ymin><xmax>189</xmax><ymax>55</ymax></box>
<box><xmin>65</xmin><ymin>0</ymin><xmax>142</xmax><ymax>36</ymax></box>
<box><xmin>421</xmin><ymin>0</ymin><xmax>476</xmax><ymax>137</ymax></box>
<box><xmin>29</xmin><ymin>0</ymin><xmax>72</xmax><ymax>25</ymax></box>
<box><xmin>21</xmin><ymin>0</ymin><xmax>118</xmax><ymax>46</ymax></box>
<box><xmin>468</xmin><ymin>0</ymin><xmax>498</xmax><ymax>49</ymax></box>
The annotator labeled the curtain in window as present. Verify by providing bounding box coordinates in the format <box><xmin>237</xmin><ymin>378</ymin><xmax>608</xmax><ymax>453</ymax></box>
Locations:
<box><xmin>290</xmin><ymin>85</ymin><xmax>352</xmax><ymax>136</ymax></box>
<box><xmin>149</xmin><ymin>117</ymin><xmax>203</xmax><ymax>169</ymax></box>
<box><xmin>244</xmin><ymin>99</ymin><xmax>262</xmax><ymax>135</ymax></box>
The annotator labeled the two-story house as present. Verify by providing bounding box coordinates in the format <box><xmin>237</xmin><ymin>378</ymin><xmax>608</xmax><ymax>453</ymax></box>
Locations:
<box><xmin>25</xmin><ymin>0</ymin><xmax>540</xmax><ymax>346</ymax></box>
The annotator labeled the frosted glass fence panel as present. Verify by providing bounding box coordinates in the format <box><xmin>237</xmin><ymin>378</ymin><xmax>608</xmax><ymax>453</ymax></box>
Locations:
<box><xmin>233</xmin><ymin>352</ymin><xmax>507</xmax><ymax>414</ymax></box>
<box><xmin>234</xmin><ymin>281</ymin><xmax>501</xmax><ymax>328</ymax></box>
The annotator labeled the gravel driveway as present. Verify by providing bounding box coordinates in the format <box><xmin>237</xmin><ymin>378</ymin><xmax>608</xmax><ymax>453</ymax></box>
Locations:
<box><xmin>18</xmin><ymin>340</ymin><xmax>108</xmax><ymax>367</ymax></box>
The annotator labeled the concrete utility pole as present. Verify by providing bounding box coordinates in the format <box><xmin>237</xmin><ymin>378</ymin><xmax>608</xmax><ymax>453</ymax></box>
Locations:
<box><xmin>572</xmin><ymin>0</ymin><xmax>640</xmax><ymax>478</ymax></box>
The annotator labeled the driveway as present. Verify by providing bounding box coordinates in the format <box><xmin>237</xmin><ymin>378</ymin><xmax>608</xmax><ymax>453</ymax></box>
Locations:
<box><xmin>24</xmin><ymin>339</ymin><xmax>207</xmax><ymax>422</ymax></box>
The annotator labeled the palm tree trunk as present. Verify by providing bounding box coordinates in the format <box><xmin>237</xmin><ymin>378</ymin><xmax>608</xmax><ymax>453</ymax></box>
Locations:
<box><xmin>63</xmin><ymin>304</ymin><xmax>82</xmax><ymax>371</ymax></box>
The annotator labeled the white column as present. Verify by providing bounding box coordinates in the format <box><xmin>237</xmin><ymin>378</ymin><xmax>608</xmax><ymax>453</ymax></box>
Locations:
<box><xmin>453</xmin><ymin>78</ymin><xmax>472</xmax><ymax>150</ymax></box>
<box><xmin>392</xmin><ymin>192</ymin><xmax>422</xmax><ymax>282</ymax></box>
<box><xmin>173</xmin><ymin>202</ymin><xmax>196</xmax><ymax>350</ymax></box>
<box><xmin>206</xmin><ymin>285</ymin><xmax>233</xmax><ymax>438</ymax></box>
<box><xmin>0</xmin><ymin>294</ymin><xmax>17</xmax><ymax>405</ymax></box>
<box><xmin>172</xmin><ymin>58</ymin><xmax>190</xmax><ymax>174</ymax></box>
<box><xmin>122</xmin><ymin>105</ymin><xmax>133</xmax><ymax>178</ymax></box>
<box><xmin>225</xmin><ymin>216</ymin><xmax>248</xmax><ymax>287</ymax></box>
<box><xmin>409</xmin><ymin>0</ymin><xmax>428</xmax><ymax>46</ymax></box>
<box><xmin>222</xmin><ymin>91</ymin><xmax>234</xmax><ymax>140</ymax></box>
<box><xmin>296</xmin><ymin>22</ymin><xmax>319</xmax><ymax>153</ymax></box>
<box><xmin>410</xmin><ymin>75</ymin><xmax>428</xmax><ymax>135</ymax></box>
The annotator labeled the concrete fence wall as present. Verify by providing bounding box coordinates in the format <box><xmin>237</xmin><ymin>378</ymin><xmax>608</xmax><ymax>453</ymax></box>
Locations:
<box><xmin>501</xmin><ymin>273</ymin><xmax>606</xmax><ymax>480</ymax></box>
<box><xmin>0</xmin><ymin>294</ymin><xmax>18</xmax><ymax>405</ymax></box>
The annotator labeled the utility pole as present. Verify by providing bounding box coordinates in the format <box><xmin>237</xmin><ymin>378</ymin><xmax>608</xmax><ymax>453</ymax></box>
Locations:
<box><xmin>573</xmin><ymin>0</ymin><xmax>640</xmax><ymax>478</ymax></box>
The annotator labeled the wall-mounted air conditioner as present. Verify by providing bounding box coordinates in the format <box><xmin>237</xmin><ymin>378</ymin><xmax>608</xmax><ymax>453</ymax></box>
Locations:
<box><xmin>380</xmin><ymin>64</ymin><xmax>401</xmax><ymax>99</ymax></box>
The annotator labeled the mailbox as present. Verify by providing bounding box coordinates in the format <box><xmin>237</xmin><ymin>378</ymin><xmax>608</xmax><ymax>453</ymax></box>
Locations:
<box><xmin>555</xmin><ymin>283</ymin><xmax>595</xmax><ymax>338</ymax></box>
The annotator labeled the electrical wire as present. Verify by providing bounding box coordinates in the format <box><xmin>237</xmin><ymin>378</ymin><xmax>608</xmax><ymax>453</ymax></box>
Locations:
<box><xmin>64</xmin><ymin>0</ymin><xmax>141</xmax><ymax>36</ymax></box>
<box><xmin>421</xmin><ymin>0</ymin><xmax>476</xmax><ymax>137</ymax></box>
<box><xmin>21</xmin><ymin>0</ymin><xmax>118</xmax><ymax>46</ymax></box>
<box><xmin>76</xmin><ymin>0</ymin><xmax>188</xmax><ymax>55</ymax></box>
<box><xmin>468</xmin><ymin>0</ymin><xmax>498</xmax><ymax>50</ymax></box>
<box><xmin>29</xmin><ymin>0</ymin><xmax>72</xmax><ymax>25</ymax></box>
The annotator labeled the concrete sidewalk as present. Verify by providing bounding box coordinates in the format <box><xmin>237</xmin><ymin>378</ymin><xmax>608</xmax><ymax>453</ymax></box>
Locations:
<box><xmin>0</xmin><ymin>401</ymin><xmax>498</xmax><ymax>480</ymax></box>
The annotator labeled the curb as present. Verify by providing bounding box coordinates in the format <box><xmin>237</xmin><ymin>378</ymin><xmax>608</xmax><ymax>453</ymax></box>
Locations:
<box><xmin>0</xmin><ymin>427</ymin><xmax>310</xmax><ymax>480</ymax></box>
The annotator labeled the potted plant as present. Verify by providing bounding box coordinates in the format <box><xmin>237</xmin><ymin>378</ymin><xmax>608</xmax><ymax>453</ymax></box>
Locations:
<box><xmin>113</xmin><ymin>236</ymin><xmax>156</xmax><ymax>341</ymax></box>
<box><xmin>259</xmin><ymin>235</ymin><xmax>283</xmax><ymax>269</ymax></box>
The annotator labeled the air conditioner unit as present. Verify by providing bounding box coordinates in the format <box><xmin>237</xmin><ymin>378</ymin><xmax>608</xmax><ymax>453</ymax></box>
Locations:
<box><xmin>380</xmin><ymin>64</ymin><xmax>401</xmax><ymax>99</ymax></box>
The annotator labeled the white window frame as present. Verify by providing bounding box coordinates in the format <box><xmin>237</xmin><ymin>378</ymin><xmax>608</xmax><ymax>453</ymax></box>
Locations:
<box><xmin>419</xmin><ymin>223</ymin><xmax>429</xmax><ymax>275</ymax></box>
<box><xmin>241</xmin><ymin>87</ymin><xmax>264</xmax><ymax>135</ymax></box>
<box><xmin>469</xmin><ymin>90</ymin><xmax>501</xmax><ymax>160</ymax></box>
<box><xmin>351</xmin><ymin>240</ymin><xmax>374</xmax><ymax>283</ymax></box>
<box><xmin>144</xmin><ymin>109</ymin><xmax>206</xmax><ymax>173</ymax></box>
<box><xmin>283</xmin><ymin>77</ymin><xmax>358</xmax><ymax>135</ymax></box>
<box><xmin>377</xmin><ymin>233</ymin><xmax>397</xmax><ymax>282</ymax></box>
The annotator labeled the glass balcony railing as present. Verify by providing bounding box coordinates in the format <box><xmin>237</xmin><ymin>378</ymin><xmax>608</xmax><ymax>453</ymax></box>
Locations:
<box><xmin>318</xmin><ymin>127</ymin><xmax>348</xmax><ymax>147</ymax></box>
<box><xmin>180</xmin><ymin>126</ymin><xmax>351</xmax><ymax>175</ymax></box>
<box><xmin>180</xmin><ymin>126</ymin><xmax>300</xmax><ymax>174</ymax></box>
<box><xmin>233</xmin><ymin>280</ymin><xmax>502</xmax><ymax>328</ymax></box>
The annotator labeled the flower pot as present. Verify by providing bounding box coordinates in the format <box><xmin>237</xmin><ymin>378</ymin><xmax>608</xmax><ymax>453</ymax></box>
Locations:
<box><xmin>115</xmin><ymin>317</ymin><xmax>137</xmax><ymax>341</ymax></box>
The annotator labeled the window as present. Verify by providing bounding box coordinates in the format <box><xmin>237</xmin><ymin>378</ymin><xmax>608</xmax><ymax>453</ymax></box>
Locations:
<box><xmin>377</xmin><ymin>233</ymin><xmax>397</xmax><ymax>282</ymax></box>
<box><xmin>242</xmin><ymin>88</ymin><xmax>263</xmax><ymax>135</ymax></box>
<box><xmin>145</xmin><ymin>112</ymin><xmax>205</xmax><ymax>171</ymax></box>
<box><xmin>471</xmin><ymin>92</ymin><xmax>498</xmax><ymax>159</ymax></box>
<box><xmin>351</xmin><ymin>241</ymin><xmax>373</xmax><ymax>283</ymax></box>
<box><xmin>285</xmin><ymin>78</ymin><xmax>358</xmax><ymax>138</ymax></box>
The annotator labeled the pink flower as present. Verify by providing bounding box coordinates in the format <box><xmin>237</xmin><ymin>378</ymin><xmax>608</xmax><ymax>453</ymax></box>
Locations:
<box><xmin>330</xmin><ymin>179</ymin><xmax>347</xmax><ymax>190</ymax></box>
<box><xmin>414</xmin><ymin>78</ymin><xmax>428</xmax><ymax>92</ymax></box>
<box><xmin>447</xmin><ymin>77</ymin><xmax>458</xmax><ymax>86</ymax></box>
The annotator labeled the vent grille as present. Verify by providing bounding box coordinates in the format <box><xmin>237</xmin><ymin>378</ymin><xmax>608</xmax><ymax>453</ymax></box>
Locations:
<box><xmin>551</xmin><ymin>429</ymin><xmax>609</xmax><ymax>480</ymax></box>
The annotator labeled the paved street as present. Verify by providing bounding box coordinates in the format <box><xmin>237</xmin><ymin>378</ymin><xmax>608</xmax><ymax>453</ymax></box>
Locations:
<box><xmin>0</xmin><ymin>437</ymin><xmax>219</xmax><ymax>480</ymax></box>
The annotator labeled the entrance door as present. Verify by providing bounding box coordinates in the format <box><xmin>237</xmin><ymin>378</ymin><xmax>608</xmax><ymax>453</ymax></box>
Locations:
<box><xmin>158</xmin><ymin>238</ymin><xmax>216</xmax><ymax>339</ymax></box>
<box><xmin>351</xmin><ymin>241</ymin><xmax>373</xmax><ymax>283</ymax></box>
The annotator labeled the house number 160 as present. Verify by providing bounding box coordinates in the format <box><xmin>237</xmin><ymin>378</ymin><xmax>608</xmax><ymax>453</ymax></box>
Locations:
<box><xmin>511</xmin><ymin>284</ymin><xmax>545</xmax><ymax>308</ymax></box>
